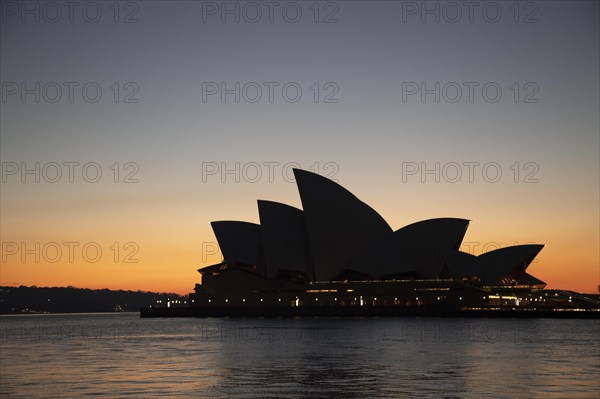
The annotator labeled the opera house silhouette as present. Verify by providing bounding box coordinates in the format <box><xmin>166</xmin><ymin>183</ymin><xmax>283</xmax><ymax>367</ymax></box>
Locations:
<box><xmin>144</xmin><ymin>169</ymin><xmax>599</xmax><ymax>317</ymax></box>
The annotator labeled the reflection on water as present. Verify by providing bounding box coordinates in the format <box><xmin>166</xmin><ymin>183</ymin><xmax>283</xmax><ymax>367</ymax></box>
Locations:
<box><xmin>1</xmin><ymin>313</ymin><xmax>599</xmax><ymax>398</ymax></box>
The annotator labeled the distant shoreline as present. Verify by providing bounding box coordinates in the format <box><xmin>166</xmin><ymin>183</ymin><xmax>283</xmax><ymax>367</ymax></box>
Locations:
<box><xmin>0</xmin><ymin>286</ymin><xmax>186</xmax><ymax>315</ymax></box>
<box><xmin>0</xmin><ymin>311</ymin><xmax>140</xmax><ymax>316</ymax></box>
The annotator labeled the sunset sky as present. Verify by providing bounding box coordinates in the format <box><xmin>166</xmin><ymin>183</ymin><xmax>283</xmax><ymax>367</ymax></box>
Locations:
<box><xmin>1</xmin><ymin>1</ymin><xmax>598</xmax><ymax>294</ymax></box>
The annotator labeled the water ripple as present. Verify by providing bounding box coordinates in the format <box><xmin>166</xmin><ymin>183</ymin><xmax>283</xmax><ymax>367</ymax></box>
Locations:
<box><xmin>1</xmin><ymin>314</ymin><xmax>599</xmax><ymax>398</ymax></box>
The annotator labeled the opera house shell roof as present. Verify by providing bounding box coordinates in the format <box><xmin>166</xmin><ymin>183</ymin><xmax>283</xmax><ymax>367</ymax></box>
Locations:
<box><xmin>204</xmin><ymin>168</ymin><xmax>545</xmax><ymax>287</ymax></box>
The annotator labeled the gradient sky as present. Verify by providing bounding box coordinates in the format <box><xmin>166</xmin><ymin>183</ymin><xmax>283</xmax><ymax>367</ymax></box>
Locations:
<box><xmin>1</xmin><ymin>0</ymin><xmax>598</xmax><ymax>294</ymax></box>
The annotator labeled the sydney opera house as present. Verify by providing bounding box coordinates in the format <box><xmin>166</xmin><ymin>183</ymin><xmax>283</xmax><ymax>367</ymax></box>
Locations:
<box><xmin>166</xmin><ymin>169</ymin><xmax>599</xmax><ymax>317</ymax></box>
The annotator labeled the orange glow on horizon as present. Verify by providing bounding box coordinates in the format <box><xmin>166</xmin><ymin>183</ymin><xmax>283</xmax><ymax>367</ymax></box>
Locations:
<box><xmin>2</xmin><ymin>230</ymin><xmax>598</xmax><ymax>296</ymax></box>
<box><xmin>1</xmin><ymin>174</ymin><xmax>598</xmax><ymax>296</ymax></box>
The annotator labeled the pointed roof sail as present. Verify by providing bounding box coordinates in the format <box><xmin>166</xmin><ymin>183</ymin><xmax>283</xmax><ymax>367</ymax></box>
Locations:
<box><xmin>476</xmin><ymin>244</ymin><xmax>544</xmax><ymax>285</ymax></box>
<box><xmin>258</xmin><ymin>200</ymin><xmax>310</xmax><ymax>278</ymax></box>
<box><xmin>210</xmin><ymin>221</ymin><xmax>263</xmax><ymax>273</ymax></box>
<box><xmin>381</xmin><ymin>218</ymin><xmax>470</xmax><ymax>278</ymax></box>
<box><xmin>293</xmin><ymin>169</ymin><xmax>393</xmax><ymax>280</ymax></box>
<box><xmin>392</xmin><ymin>218</ymin><xmax>469</xmax><ymax>251</ymax></box>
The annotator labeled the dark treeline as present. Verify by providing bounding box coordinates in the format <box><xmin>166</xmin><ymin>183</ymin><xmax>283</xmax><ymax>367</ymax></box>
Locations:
<box><xmin>0</xmin><ymin>286</ymin><xmax>187</xmax><ymax>314</ymax></box>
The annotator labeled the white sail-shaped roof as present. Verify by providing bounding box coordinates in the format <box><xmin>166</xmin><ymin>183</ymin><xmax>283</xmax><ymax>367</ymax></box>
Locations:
<box><xmin>476</xmin><ymin>244</ymin><xmax>544</xmax><ymax>285</ymax></box>
<box><xmin>258</xmin><ymin>200</ymin><xmax>311</xmax><ymax>278</ymax></box>
<box><xmin>380</xmin><ymin>218</ymin><xmax>470</xmax><ymax>278</ymax></box>
<box><xmin>210</xmin><ymin>221</ymin><xmax>263</xmax><ymax>273</ymax></box>
<box><xmin>293</xmin><ymin>169</ymin><xmax>392</xmax><ymax>280</ymax></box>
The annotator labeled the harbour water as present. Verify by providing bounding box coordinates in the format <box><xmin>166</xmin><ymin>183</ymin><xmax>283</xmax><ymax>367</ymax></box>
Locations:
<box><xmin>1</xmin><ymin>313</ymin><xmax>598</xmax><ymax>398</ymax></box>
